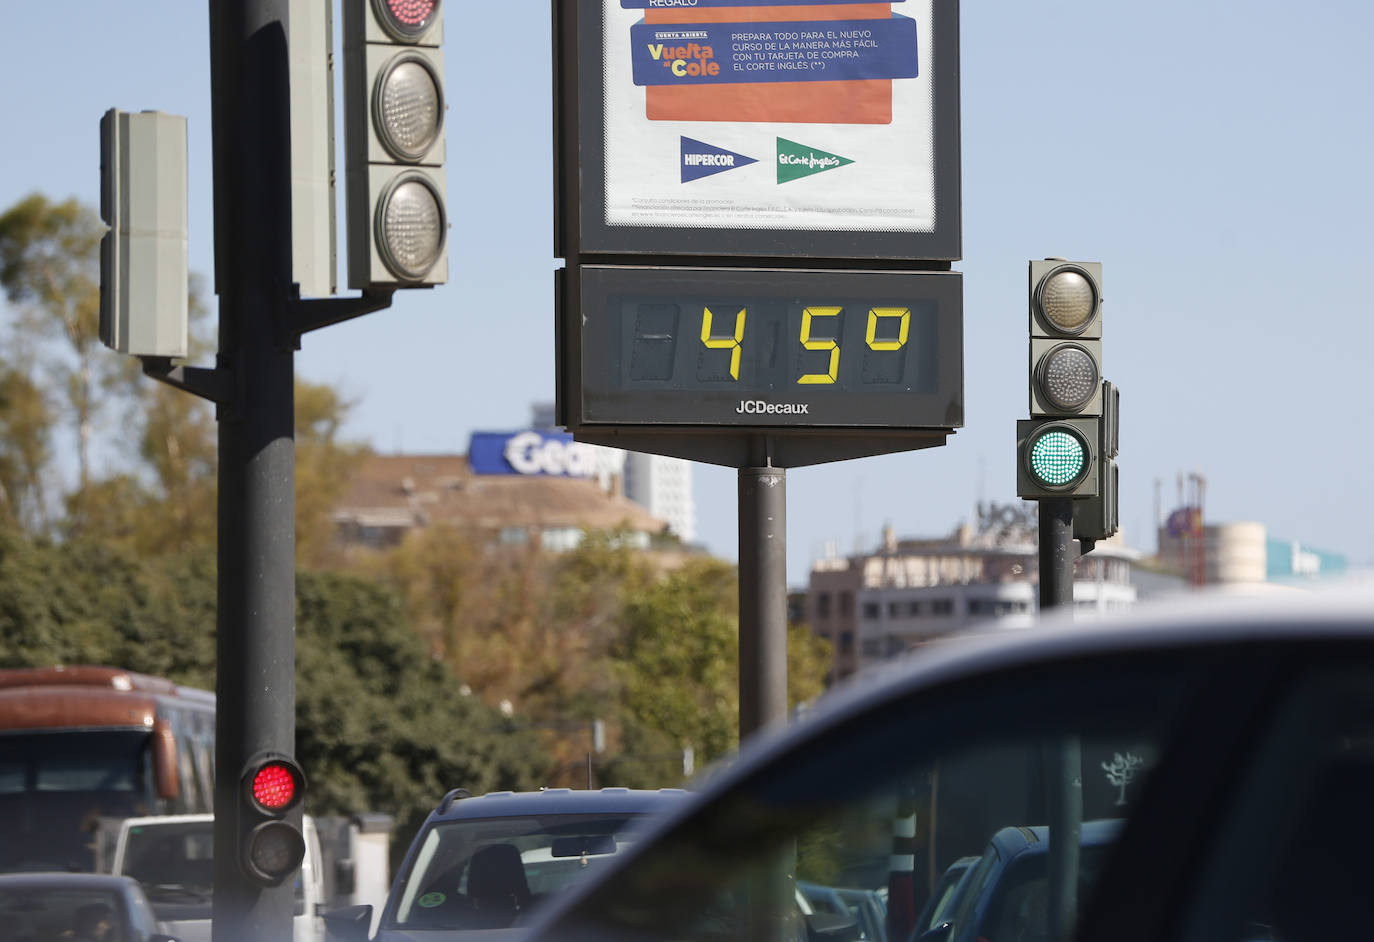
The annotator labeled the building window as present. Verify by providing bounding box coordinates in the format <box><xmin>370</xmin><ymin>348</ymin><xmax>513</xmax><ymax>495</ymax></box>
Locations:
<box><xmin>887</xmin><ymin>601</ymin><xmax>902</xmax><ymax>618</ymax></box>
<box><xmin>931</xmin><ymin>599</ymin><xmax>954</xmax><ymax>616</ymax></box>
<box><xmin>816</xmin><ymin>593</ymin><xmax>832</xmax><ymax>618</ymax></box>
<box><xmin>839</xmin><ymin>592</ymin><xmax>854</xmax><ymax>616</ymax></box>
<box><xmin>862</xmin><ymin>602</ymin><xmax>880</xmax><ymax>620</ymax></box>
<box><xmin>906</xmin><ymin>601</ymin><xmax>922</xmax><ymax>616</ymax></box>
<box><xmin>839</xmin><ymin>631</ymin><xmax>854</xmax><ymax>653</ymax></box>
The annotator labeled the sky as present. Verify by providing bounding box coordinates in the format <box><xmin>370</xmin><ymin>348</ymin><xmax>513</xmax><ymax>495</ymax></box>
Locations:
<box><xmin>1</xmin><ymin>2</ymin><xmax>1371</xmax><ymax>587</ymax></box>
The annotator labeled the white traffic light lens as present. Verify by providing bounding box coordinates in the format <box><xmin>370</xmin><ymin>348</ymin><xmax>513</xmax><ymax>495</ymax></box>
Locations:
<box><xmin>1038</xmin><ymin>344</ymin><xmax>1099</xmax><ymax>411</ymax></box>
<box><xmin>376</xmin><ymin>55</ymin><xmax>443</xmax><ymax>161</ymax></box>
<box><xmin>375</xmin><ymin>0</ymin><xmax>440</xmax><ymax>39</ymax></box>
<box><xmin>1038</xmin><ymin>268</ymin><xmax>1097</xmax><ymax>333</ymax></box>
<box><xmin>376</xmin><ymin>174</ymin><xmax>446</xmax><ymax>281</ymax></box>
<box><xmin>245</xmin><ymin>821</ymin><xmax>306</xmax><ymax>883</ymax></box>
<box><xmin>1028</xmin><ymin>429</ymin><xmax>1088</xmax><ymax>488</ymax></box>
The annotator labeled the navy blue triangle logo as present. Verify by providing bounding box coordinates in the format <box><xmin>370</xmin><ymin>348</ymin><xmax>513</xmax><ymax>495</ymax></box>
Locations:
<box><xmin>681</xmin><ymin>137</ymin><xmax>757</xmax><ymax>183</ymax></box>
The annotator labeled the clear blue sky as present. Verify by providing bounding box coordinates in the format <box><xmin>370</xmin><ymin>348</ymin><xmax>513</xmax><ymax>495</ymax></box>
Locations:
<box><xmin>2</xmin><ymin>2</ymin><xmax>1371</xmax><ymax>586</ymax></box>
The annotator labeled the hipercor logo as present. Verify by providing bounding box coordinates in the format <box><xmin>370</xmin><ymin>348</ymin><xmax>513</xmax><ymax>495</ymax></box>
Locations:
<box><xmin>681</xmin><ymin>137</ymin><xmax>757</xmax><ymax>183</ymax></box>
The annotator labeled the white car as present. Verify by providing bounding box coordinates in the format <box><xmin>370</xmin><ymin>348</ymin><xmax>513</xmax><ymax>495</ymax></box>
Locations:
<box><xmin>107</xmin><ymin>812</ymin><xmax>326</xmax><ymax>942</ymax></box>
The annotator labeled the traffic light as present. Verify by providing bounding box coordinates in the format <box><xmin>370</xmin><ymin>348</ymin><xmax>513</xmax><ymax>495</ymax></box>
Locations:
<box><xmin>1029</xmin><ymin>260</ymin><xmax>1102</xmax><ymax>418</ymax></box>
<box><xmin>343</xmin><ymin>0</ymin><xmax>448</xmax><ymax>289</ymax></box>
<box><xmin>239</xmin><ymin>753</ymin><xmax>307</xmax><ymax>886</ymax></box>
<box><xmin>1075</xmin><ymin>380</ymin><xmax>1120</xmax><ymax>541</ymax></box>
<box><xmin>1016</xmin><ymin>417</ymin><xmax>1099</xmax><ymax>499</ymax></box>
<box><xmin>1018</xmin><ymin>260</ymin><xmax>1104</xmax><ymax>500</ymax></box>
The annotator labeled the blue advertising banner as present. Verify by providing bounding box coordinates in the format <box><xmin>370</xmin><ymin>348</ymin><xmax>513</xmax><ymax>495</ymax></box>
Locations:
<box><xmin>630</xmin><ymin>16</ymin><xmax>918</xmax><ymax>86</ymax></box>
<box><xmin>469</xmin><ymin>431</ymin><xmax>605</xmax><ymax>477</ymax></box>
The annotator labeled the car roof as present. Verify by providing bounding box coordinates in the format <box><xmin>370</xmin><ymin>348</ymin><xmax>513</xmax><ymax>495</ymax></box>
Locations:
<box><xmin>0</xmin><ymin>872</ymin><xmax>142</xmax><ymax>892</ymax></box>
<box><xmin>428</xmin><ymin>787</ymin><xmax>689</xmax><ymax>822</ymax></box>
<box><xmin>774</xmin><ymin>586</ymin><xmax>1374</xmax><ymax>762</ymax></box>
<box><xmin>988</xmin><ymin>818</ymin><xmax>1125</xmax><ymax>858</ymax></box>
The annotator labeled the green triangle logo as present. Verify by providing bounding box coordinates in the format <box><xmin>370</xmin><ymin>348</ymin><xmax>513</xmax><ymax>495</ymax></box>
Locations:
<box><xmin>776</xmin><ymin>138</ymin><xmax>854</xmax><ymax>184</ymax></box>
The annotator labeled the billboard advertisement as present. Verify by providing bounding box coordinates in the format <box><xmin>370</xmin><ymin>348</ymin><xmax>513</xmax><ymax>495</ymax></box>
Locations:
<box><xmin>605</xmin><ymin>0</ymin><xmax>934</xmax><ymax>235</ymax></box>
<box><xmin>468</xmin><ymin>430</ymin><xmax>624</xmax><ymax>478</ymax></box>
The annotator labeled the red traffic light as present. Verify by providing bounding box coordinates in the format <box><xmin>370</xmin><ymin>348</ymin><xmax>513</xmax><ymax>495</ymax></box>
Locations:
<box><xmin>252</xmin><ymin>763</ymin><xmax>298</xmax><ymax>810</ymax></box>
<box><xmin>243</xmin><ymin>754</ymin><xmax>305</xmax><ymax>814</ymax></box>
<box><xmin>378</xmin><ymin>0</ymin><xmax>439</xmax><ymax>37</ymax></box>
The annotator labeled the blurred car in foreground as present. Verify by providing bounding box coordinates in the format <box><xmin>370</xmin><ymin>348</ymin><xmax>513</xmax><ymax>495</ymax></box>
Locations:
<box><xmin>0</xmin><ymin>872</ymin><xmax>180</xmax><ymax>942</ymax></box>
<box><xmin>324</xmin><ymin>787</ymin><xmax>685</xmax><ymax>941</ymax></box>
<box><xmin>523</xmin><ymin>589</ymin><xmax>1374</xmax><ymax>942</ymax></box>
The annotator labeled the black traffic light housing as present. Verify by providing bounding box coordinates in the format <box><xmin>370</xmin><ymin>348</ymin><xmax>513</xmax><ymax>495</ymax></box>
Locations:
<box><xmin>343</xmin><ymin>0</ymin><xmax>448</xmax><ymax>288</ymax></box>
<box><xmin>1020</xmin><ymin>260</ymin><xmax>1110</xmax><ymax>503</ymax></box>
<box><xmin>1016</xmin><ymin>417</ymin><xmax>1100</xmax><ymax>500</ymax></box>
<box><xmin>1029</xmin><ymin>260</ymin><xmax>1103</xmax><ymax>418</ymax></box>
<box><xmin>239</xmin><ymin>753</ymin><xmax>307</xmax><ymax>887</ymax></box>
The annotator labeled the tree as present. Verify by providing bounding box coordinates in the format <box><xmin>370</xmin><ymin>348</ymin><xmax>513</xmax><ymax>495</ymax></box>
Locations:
<box><xmin>0</xmin><ymin>194</ymin><xmax>107</xmax><ymax>530</ymax></box>
<box><xmin>0</xmin><ymin>366</ymin><xmax>53</xmax><ymax>530</ymax></box>
<box><xmin>295</xmin><ymin>379</ymin><xmax>370</xmax><ymax>569</ymax></box>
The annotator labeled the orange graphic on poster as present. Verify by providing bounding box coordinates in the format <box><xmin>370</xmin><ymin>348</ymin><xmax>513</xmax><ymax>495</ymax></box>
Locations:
<box><xmin>642</xmin><ymin>4</ymin><xmax>897</xmax><ymax>125</ymax></box>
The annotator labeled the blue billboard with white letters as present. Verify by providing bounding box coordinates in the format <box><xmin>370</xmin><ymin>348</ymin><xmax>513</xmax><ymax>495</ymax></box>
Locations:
<box><xmin>468</xmin><ymin>430</ymin><xmax>604</xmax><ymax>478</ymax></box>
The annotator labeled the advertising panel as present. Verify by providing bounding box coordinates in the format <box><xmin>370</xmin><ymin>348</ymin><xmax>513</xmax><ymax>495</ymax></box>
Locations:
<box><xmin>561</xmin><ymin>0</ymin><xmax>960</xmax><ymax>260</ymax></box>
<box><xmin>607</xmin><ymin>0</ymin><xmax>932</xmax><ymax>234</ymax></box>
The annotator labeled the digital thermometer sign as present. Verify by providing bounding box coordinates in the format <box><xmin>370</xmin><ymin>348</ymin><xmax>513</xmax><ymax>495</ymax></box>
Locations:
<box><xmin>566</xmin><ymin>267</ymin><xmax>963</xmax><ymax>432</ymax></box>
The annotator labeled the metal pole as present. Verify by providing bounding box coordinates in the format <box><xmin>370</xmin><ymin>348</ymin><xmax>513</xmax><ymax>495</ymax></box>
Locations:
<box><xmin>1038</xmin><ymin>497</ymin><xmax>1074</xmax><ymax>610</ymax></box>
<box><xmin>738</xmin><ymin>447</ymin><xmax>788</xmax><ymax>741</ymax></box>
<box><xmin>1037</xmin><ymin>497</ymin><xmax>1080</xmax><ymax>942</ymax></box>
<box><xmin>210</xmin><ymin>2</ymin><xmax>298</xmax><ymax>941</ymax></box>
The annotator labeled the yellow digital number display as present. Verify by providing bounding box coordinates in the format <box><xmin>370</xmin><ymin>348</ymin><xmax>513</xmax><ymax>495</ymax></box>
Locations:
<box><xmin>699</xmin><ymin>306</ymin><xmax>747</xmax><ymax>380</ymax></box>
<box><xmin>682</xmin><ymin>301</ymin><xmax>919</xmax><ymax>388</ymax></box>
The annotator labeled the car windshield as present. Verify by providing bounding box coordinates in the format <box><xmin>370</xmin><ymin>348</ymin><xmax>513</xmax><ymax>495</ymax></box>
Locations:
<box><xmin>390</xmin><ymin>812</ymin><xmax>649</xmax><ymax>930</ymax></box>
<box><xmin>0</xmin><ymin>886</ymin><xmax>126</xmax><ymax>942</ymax></box>
<box><xmin>531</xmin><ymin>652</ymin><xmax>1199</xmax><ymax>942</ymax></box>
<box><xmin>123</xmin><ymin>821</ymin><xmax>215</xmax><ymax>896</ymax></box>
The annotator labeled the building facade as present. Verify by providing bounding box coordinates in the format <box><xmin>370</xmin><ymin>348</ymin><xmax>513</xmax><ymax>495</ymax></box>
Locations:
<box><xmin>621</xmin><ymin>452</ymin><xmax>697</xmax><ymax>544</ymax></box>
<box><xmin>332</xmin><ymin>452</ymin><xmax>670</xmax><ymax>552</ymax></box>
<box><xmin>806</xmin><ymin>504</ymin><xmax>1138</xmax><ymax>681</ymax></box>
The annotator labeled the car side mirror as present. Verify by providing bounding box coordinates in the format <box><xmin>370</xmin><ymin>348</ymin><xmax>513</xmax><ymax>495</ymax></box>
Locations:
<box><xmin>323</xmin><ymin>904</ymin><xmax>373</xmax><ymax>942</ymax></box>
<box><xmin>805</xmin><ymin>912</ymin><xmax>861</xmax><ymax>942</ymax></box>
<box><xmin>917</xmin><ymin>922</ymin><xmax>954</xmax><ymax>942</ymax></box>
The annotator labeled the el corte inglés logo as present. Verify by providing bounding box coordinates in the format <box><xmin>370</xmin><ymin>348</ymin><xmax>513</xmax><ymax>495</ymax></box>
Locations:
<box><xmin>776</xmin><ymin>138</ymin><xmax>854</xmax><ymax>184</ymax></box>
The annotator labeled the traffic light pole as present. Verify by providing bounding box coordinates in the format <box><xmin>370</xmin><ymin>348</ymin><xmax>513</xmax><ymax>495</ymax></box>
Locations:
<box><xmin>1037</xmin><ymin>496</ymin><xmax>1081</xmax><ymax>942</ymax></box>
<box><xmin>1038</xmin><ymin>497</ymin><xmax>1074</xmax><ymax>609</ymax></box>
<box><xmin>738</xmin><ymin>445</ymin><xmax>788</xmax><ymax>741</ymax></box>
<box><xmin>209</xmin><ymin>2</ymin><xmax>299</xmax><ymax>940</ymax></box>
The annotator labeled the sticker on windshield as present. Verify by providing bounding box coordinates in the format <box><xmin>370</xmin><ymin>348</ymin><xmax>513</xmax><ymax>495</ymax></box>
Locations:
<box><xmin>417</xmin><ymin>892</ymin><xmax>446</xmax><ymax>908</ymax></box>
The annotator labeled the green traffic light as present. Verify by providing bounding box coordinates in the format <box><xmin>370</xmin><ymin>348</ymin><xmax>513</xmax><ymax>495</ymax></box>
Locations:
<box><xmin>1028</xmin><ymin>428</ymin><xmax>1088</xmax><ymax>487</ymax></box>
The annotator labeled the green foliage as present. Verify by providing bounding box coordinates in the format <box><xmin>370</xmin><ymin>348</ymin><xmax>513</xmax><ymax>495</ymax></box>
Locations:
<box><xmin>295</xmin><ymin>571</ymin><xmax>545</xmax><ymax>844</ymax></box>
<box><xmin>0</xmin><ymin>194</ymin><xmax>108</xmax><ymax>516</ymax></box>
<box><xmin>612</xmin><ymin>557</ymin><xmax>741</xmax><ymax>773</ymax></box>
